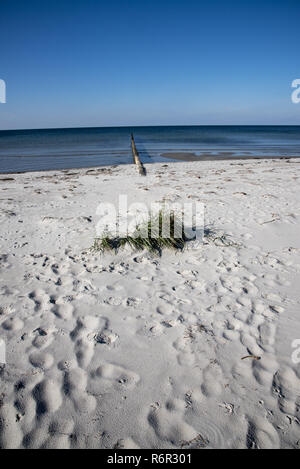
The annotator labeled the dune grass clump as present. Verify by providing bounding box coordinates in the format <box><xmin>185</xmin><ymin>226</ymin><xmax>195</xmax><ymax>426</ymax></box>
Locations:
<box><xmin>92</xmin><ymin>210</ymin><xmax>237</xmax><ymax>256</ymax></box>
<box><xmin>93</xmin><ymin>210</ymin><xmax>189</xmax><ymax>255</ymax></box>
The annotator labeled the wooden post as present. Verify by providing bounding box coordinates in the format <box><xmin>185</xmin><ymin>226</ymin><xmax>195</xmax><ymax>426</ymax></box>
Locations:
<box><xmin>131</xmin><ymin>134</ymin><xmax>146</xmax><ymax>176</ymax></box>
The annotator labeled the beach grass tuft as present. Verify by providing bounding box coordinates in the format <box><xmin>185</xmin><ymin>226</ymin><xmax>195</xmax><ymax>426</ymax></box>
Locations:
<box><xmin>93</xmin><ymin>210</ymin><xmax>189</xmax><ymax>255</ymax></box>
<box><xmin>92</xmin><ymin>211</ymin><xmax>237</xmax><ymax>255</ymax></box>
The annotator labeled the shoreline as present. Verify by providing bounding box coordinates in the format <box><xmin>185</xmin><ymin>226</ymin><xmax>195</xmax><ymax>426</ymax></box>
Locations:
<box><xmin>0</xmin><ymin>153</ymin><xmax>300</xmax><ymax>176</ymax></box>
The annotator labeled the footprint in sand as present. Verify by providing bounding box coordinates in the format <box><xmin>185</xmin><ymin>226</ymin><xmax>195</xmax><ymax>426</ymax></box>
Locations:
<box><xmin>201</xmin><ymin>362</ymin><xmax>224</xmax><ymax>398</ymax></box>
<box><xmin>2</xmin><ymin>316</ymin><xmax>24</xmax><ymax>331</ymax></box>
<box><xmin>0</xmin><ymin>403</ymin><xmax>23</xmax><ymax>449</ymax></box>
<box><xmin>147</xmin><ymin>398</ymin><xmax>200</xmax><ymax>448</ymax></box>
<box><xmin>70</xmin><ymin>315</ymin><xmax>118</xmax><ymax>367</ymax></box>
<box><xmin>63</xmin><ymin>367</ymin><xmax>96</xmax><ymax>414</ymax></box>
<box><xmin>28</xmin><ymin>289</ymin><xmax>50</xmax><ymax>312</ymax></box>
<box><xmin>114</xmin><ymin>438</ymin><xmax>140</xmax><ymax>449</ymax></box>
<box><xmin>51</xmin><ymin>300</ymin><xmax>74</xmax><ymax>320</ymax></box>
<box><xmin>29</xmin><ymin>351</ymin><xmax>54</xmax><ymax>370</ymax></box>
<box><xmin>31</xmin><ymin>326</ymin><xmax>55</xmax><ymax>349</ymax></box>
<box><xmin>272</xmin><ymin>367</ymin><xmax>300</xmax><ymax>415</ymax></box>
<box><xmin>94</xmin><ymin>363</ymin><xmax>140</xmax><ymax>390</ymax></box>
<box><xmin>246</xmin><ymin>416</ymin><xmax>280</xmax><ymax>449</ymax></box>
<box><xmin>32</xmin><ymin>379</ymin><xmax>63</xmax><ymax>415</ymax></box>
<box><xmin>70</xmin><ymin>315</ymin><xmax>99</xmax><ymax>368</ymax></box>
<box><xmin>42</xmin><ymin>417</ymin><xmax>75</xmax><ymax>449</ymax></box>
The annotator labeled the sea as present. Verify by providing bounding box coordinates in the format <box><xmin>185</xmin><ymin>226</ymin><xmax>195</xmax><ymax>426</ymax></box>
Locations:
<box><xmin>0</xmin><ymin>125</ymin><xmax>300</xmax><ymax>173</ymax></box>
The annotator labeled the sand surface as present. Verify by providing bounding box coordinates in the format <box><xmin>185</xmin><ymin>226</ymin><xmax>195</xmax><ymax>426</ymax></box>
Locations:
<box><xmin>0</xmin><ymin>159</ymin><xmax>300</xmax><ymax>449</ymax></box>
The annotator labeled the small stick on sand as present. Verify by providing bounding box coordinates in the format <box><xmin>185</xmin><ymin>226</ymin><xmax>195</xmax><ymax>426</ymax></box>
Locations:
<box><xmin>241</xmin><ymin>355</ymin><xmax>261</xmax><ymax>361</ymax></box>
<box><xmin>260</xmin><ymin>217</ymin><xmax>280</xmax><ymax>225</ymax></box>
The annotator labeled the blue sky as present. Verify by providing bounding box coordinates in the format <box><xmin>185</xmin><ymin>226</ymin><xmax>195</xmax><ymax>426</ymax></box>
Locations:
<box><xmin>0</xmin><ymin>0</ymin><xmax>299</xmax><ymax>129</ymax></box>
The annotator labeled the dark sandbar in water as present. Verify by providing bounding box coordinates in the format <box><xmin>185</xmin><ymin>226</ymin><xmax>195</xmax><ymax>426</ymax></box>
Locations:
<box><xmin>161</xmin><ymin>152</ymin><xmax>299</xmax><ymax>162</ymax></box>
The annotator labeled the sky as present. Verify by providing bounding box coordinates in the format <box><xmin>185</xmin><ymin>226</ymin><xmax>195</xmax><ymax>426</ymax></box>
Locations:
<box><xmin>0</xmin><ymin>0</ymin><xmax>300</xmax><ymax>129</ymax></box>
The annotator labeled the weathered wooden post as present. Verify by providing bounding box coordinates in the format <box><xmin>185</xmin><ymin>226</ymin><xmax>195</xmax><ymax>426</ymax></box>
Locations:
<box><xmin>131</xmin><ymin>134</ymin><xmax>146</xmax><ymax>176</ymax></box>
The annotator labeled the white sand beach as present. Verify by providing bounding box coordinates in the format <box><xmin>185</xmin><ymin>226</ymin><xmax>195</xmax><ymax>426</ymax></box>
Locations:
<box><xmin>0</xmin><ymin>158</ymin><xmax>300</xmax><ymax>449</ymax></box>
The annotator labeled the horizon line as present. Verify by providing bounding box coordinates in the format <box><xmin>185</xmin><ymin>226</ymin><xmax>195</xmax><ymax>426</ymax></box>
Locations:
<box><xmin>1</xmin><ymin>123</ymin><xmax>300</xmax><ymax>132</ymax></box>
